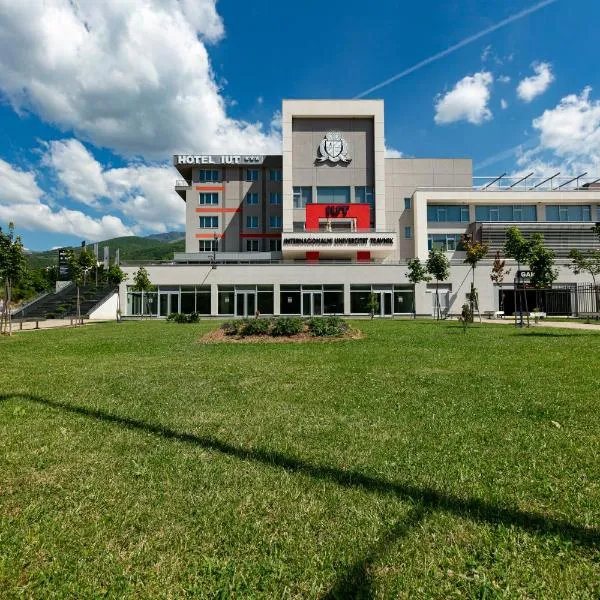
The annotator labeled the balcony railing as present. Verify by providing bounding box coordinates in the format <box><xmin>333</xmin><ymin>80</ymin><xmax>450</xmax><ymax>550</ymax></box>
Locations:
<box><xmin>175</xmin><ymin>179</ymin><xmax>191</xmax><ymax>187</ymax></box>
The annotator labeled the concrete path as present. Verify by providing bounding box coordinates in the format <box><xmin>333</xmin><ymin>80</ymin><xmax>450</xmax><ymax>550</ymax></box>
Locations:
<box><xmin>7</xmin><ymin>318</ymin><xmax>112</xmax><ymax>332</ymax></box>
<box><xmin>481</xmin><ymin>317</ymin><xmax>600</xmax><ymax>331</ymax></box>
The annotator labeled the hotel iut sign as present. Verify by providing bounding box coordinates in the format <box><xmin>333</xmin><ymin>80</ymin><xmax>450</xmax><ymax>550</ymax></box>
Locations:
<box><xmin>317</xmin><ymin>131</ymin><xmax>351</xmax><ymax>164</ymax></box>
<box><xmin>175</xmin><ymin>155</ymin><xmax>265</xmax><ymax>165</ymax></box>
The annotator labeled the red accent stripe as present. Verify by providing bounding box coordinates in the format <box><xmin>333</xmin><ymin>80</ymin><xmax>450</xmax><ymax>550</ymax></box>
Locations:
<box><xmin>195</xmin><ymin>185</ymin><xmax>224</xmax><ymax>191</ymax></box>
<box><xmin>239</xmin><ymin>233</ymin><xmax>281</xmax><ymax>238</ymax></box>
<box><xmin>195</xmin><ymin>233</ymin><xmax>225</xmax><ymax>239</ymax></box>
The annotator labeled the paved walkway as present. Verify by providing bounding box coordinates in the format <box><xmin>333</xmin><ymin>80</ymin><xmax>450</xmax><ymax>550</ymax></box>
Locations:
<box><xmin>7</xmin><ymin>318</ymin><xmax>112</xmax><ymax>332</ymax></box>
<box><xmin>481</xmin><ymin>317</ymin><xmax>600</xmax><ymax>331</ymax></box>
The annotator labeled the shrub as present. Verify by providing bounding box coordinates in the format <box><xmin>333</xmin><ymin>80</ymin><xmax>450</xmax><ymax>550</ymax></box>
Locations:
<box><xmin>307</xmin><ymin>316</ymin><xmax>349</xmax><ymax>337</ymax></box>
<box><xmin>167</xmin><ymin>312</ymin><xmax>189</xmax><ymax>323</ymax></box>
<box><xmin>240</xmin><ymin>317</ymin><xmax>272</xmax><ymax>336</ymax></box>
<box><xmin>187</xmin><ymin>312</ymin><xmax>201</xmax><ymax>323</ymax></box>
<box><xmin>45</xmin><ymin>312</ymin><xmax>56</xmax><ymax>319</ymax></box>
<box><xmin>271</xmin><ymin>317</ymin><xmax>304</xmax><ymax>337</ymax></box>
<box><xmin>221</xmin><ymin>320</ymin><xmax>243</xmax><ymax>336</ymax></box>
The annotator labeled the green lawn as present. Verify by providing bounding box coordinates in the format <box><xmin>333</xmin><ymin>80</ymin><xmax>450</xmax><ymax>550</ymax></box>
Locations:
<box><xmin>1</xmin><ymin>320</ymin><xmax>599</xmax><ymax>598</ymax></box>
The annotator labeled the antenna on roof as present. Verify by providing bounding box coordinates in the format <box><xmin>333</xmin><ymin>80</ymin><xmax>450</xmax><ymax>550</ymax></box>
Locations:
<box><xmin>533</xmin><ymin>172</ymin><xmax>560</xmax><ymax>189</ymax></box>
<box><xmin>557</xmin><ymin>172</ymin><xmax>588</xmax><ymax>189</ymax></box>
<box><xmin>582</xmin><ymin>176</ymin><xmax>600</xmax><ymax>188</ymax></box>
<box><xmin>481</xmin><ymin>173</ymin><xmax>506</xmax><ymax>189</ymax></box>
<box><xmin>508</xmin><ymin>172</ymin><xmax>534</xmax><ymax>189</ymax></box>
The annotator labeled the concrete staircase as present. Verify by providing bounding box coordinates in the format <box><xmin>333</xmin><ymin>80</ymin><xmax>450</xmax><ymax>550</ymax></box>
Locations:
<box><xmin>13</xmin><ymin>284</ymin><xmax>117</xmax><ymax>319</ymax></box>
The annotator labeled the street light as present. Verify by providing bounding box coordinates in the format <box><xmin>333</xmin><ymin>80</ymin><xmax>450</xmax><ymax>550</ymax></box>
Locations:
<box><xmin>211</xmin><ymin>232</ymin><xmax>218</xmax><ymax>269</ymax></box>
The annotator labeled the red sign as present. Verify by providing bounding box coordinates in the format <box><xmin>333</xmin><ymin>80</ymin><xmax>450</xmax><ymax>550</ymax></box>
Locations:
<box><xmin>305</xmin><ymin>204</ymin><xmax>370</xmax><ymax>230</ymax></box>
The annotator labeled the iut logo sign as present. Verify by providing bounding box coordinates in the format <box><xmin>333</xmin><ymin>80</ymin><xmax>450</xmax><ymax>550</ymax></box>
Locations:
<box><xmin>317</xmin><ymin>131</ymin><xmax>351</xmax><ymax>163</ymax></box>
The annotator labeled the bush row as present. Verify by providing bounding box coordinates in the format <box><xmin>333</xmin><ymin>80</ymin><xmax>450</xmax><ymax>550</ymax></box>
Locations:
<box><xmin>221</xmin><ymin>316</ymin><xmax>349</xmax><ymax>338</ymax></box>
<box><xmin>166</xmin><ymin>312</ymin><xmax>201</xmax><ymax>324</ymax></box>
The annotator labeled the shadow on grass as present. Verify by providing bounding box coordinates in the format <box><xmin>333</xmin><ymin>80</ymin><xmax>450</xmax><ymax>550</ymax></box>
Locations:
<box><xmin>515</xmin><ymin>331</ymin><xmax>587</xmax><ymax>338</ymax></box>
<box><xmin>322</xmin><ymin>504</ymin><xmax>428</xmax><ymax>599</ymax></box>
<box><xmin>2</xmin><ymin>393</ymin><xmax>597</xmax><ymax>552</ymax></box>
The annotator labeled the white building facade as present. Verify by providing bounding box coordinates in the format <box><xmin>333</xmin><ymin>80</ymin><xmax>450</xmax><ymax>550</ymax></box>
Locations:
<box><xmin>120</xmin><ymin>100</ymin><xmax>600</xmax><ymax>318</ymax></box>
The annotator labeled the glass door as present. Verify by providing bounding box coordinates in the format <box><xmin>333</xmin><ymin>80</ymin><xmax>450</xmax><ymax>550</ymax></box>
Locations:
<box><xmin>381</xmin><ymin>292</ymin><xmax>393</xmax><ymax>317</ymax></box>
<box><xmin>302</xmin><ymin>292</ymin><xmax>323</xmax><ymax>316</ymax></box>
<box><xmin>235</xmin><ymin>292</ymin><xmax>256</xmax><ymax>317</ymax></box>
<box><xmin>159</xmin><ymin>292</ymin><xmax>180</xmax><ymax>317</ymax></box>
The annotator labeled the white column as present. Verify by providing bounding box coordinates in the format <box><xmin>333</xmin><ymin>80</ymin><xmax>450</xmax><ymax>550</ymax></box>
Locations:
<box><xmin>210</xmin><ymin>283</ymin><xmax>218</xmax><ymax>316</ymax></box>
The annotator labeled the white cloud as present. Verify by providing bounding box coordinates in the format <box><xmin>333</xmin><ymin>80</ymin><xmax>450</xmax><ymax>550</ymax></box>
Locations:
<box><xmin>0</xmin><ymin>159</ymin><xmax>44</xmax><ymax>205</ymax></box>
<box><xmin>498</xmin><ymin>75</ymin><xmax>511</xmax><ymax>84</ymax></box>
<box><xmin>481</xmin><ymin>45</ymin><xmax>492</xmax><ymax>62</ymax></box>
<box><xmin>434</xmin><ymin>71</ymin><xmax>494</xmax><ymax>125</ymax></box>
<box><xmin>0</xmin><ymin>158</ymin><xmax>132</xmax><ymax>240</ymax></box>
<box><xmin>514</xmin><ymin>87</ymin><xmax>600</xmax><ymax>183</ymax></box>
<box><xmin>0</xmin><ymin>0</ymin><xmax>281</xmax><ymax>159</ymax></box>
<box><xmin>500</xmin><ymin>99</ymin><xmax>508</xmax><ymax>110</ymax></box>
<box><xmin>531</xmin><ymin>87</ymin><xmax>600</xmax><ymax>158</ymax></box>
<box><xmin>43</xmin><ymin>138</ymin><xmax>184</xmax><ymax>234</ymax></box>
<box><xmin>385</xmin><ymin>147</ymin><xmax>404</xmax><ymax>158</ymax></box>
<box><xmin>43</xmin><ymin>140</ymin><xmax>108</xmax><ymax>206</ymax></box>
<box><xmin>517</xmin><ymin>62</ymin><xmax>554</xmax><ymax>103</ymax></box>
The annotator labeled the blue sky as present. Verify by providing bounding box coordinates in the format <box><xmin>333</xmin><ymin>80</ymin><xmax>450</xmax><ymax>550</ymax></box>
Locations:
<box><xmin>0</xmin><ymin>0</ymin><xmax>599</xmax><ymax>250</ymax></box>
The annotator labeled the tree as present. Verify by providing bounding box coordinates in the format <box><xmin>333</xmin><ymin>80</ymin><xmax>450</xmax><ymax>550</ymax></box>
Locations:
<box><xmin>78</xmin><ymin>247</ymin><xmax>96</xmax><ymax>286</ymax></box>
<box><xmin>503</xmin><ymin>226</ymin><xmax>532</xmax><ymax>325</ymax></box>
<box><xmin>528</xmin><ymin>233</ymin><xmax>558</xmax><ymax>290</ymax></box>
<box><xmin>426</xmin><ymin>249</ymin><xmax>450</xmax><ymax>320</ymax></box>
<box><xmin>490</xmin><ymin>251</ymin><xmax>511</xmax><ymax>312</ymax></box>
<box><xmin>107</xmin><ymin>264</ymin><xmax>127</xmax><ymax>321</ymax></box>
<box><xmin>0</xmin><ymin>223</ymin><xmax>27</xmax><ymax>336</ymax></box>
<box><xmin>67</xmin><ymin>250</ymin><xmax>84</xmax><ymax>323</ymax></box>
<box><xmin>568</xmin><ymin>248</ymin><xmax>600</xmax><ymax>289</ymax></box>
<box><xmin>367</xmin><ymin>292</ymin><xmax>379</xmax><ymax>319</ymax></box>
<box><xmin>461</xmin><ymin>235</ymin><xmax>489</xmax><ymax>322</ymax></box>
<box><xmin>132</xmin><ymin>266</ymin><xmax>154</xmax><ymax>318</ymax></box>
<box><xmin>405</xmin><ymin>258</ymin><xmax>431</xmax><ymax>318</ymax></box>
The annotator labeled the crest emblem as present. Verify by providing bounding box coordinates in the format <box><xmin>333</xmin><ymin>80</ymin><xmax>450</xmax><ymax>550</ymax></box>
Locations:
<box><xmin>318</xmin><ymin>131</ymin><xmax>351</xmax><ymax>163</ymax></box>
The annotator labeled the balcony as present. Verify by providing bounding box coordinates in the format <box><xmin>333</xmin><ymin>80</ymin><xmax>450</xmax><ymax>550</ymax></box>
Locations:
<box><xmin>469</xmin><ymin>221</ymin><xmax>598</xmax><ymax>258</ymax></box>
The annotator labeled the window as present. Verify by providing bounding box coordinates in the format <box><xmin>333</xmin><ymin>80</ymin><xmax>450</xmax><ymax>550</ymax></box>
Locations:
<box><xmin>199</xmin><ymin>192</ymin><xmax>218</xmax><ymax>205</ymax></box>
<box><xmin>246</xmin><ymin>169</ymin><xmax>259</xmax><ymax>182</ymax></box>
<box><xmin>545</xmin><ymin>205</ymin><xmax>592</xmax><ymax>221</ymax></box>
<box><xmin>475</xmin><ymin>205</ymin><xmax>536</xmax><ymax>221</ymax></box>
<box><xmin>197</xmin><ymin>169</ymin><xmax>219</xmax><ymax>182</ymax></box>
<box><xmin>199</xmin><ymin>216</ymin><xmax>218</xmax><ymax>228</ymax></box>
<box><xmin>293</xmin><ymin>186</ymin><xmax>312</xmax><ymax>208</ymax></box>
<box><xmin>270</xmin><ymin>216</ymin><xmax>282</xmax><ymax>228</ymax></box>
<box><xmin>427</xmin><ymin>205</ymin><xmax>470</xmax><ymax>222</ymax></box>
<box><xmin>317</xmin><ymin>186</ymin><xmax>350</xmax><ymax>204</ymax></box>
<box><xmin>404</xmin><ymin>226</ymin><xmax>412</xmax><ymax>239</ymax></box>
<box><xmin>246</xmin><ymin>239</ymin><xmax>260</xmax><ymax>252</ymax></box>
<box><xmin>269</xmin><ymin>169</ymin><xmax>282</xmax><ymax>181</ymax></box>
<box><xmin>404</xmin><ymin>197</ymin><xmax>412</xmax><ymax>209</ymax></box>
<box><xmin>427</xmin><ymin>234</ymin><xmax>466</xmax><ymax>251</ymax></box>
<box><xmin>246</xmin><ymin>216</ymin><xmax>259</xmax><ymax>228</ymax></box>
<box><xmin>355</xmin><ymin>186</ymin><xmax>374</xmax><ymax>205</ymax></box>
<box><xmin>246</xmin><ymin>192</ymin><xmax>259</xmax><ymax>205</ymax></box>
<box><xmin>269</xmin><ymin>192</ymin><xmax>282</xmax><ymax>205</ymax></box>
<box><xmin>199</xmin><ymin>239</ymin><xmax>218</xmax><ymax>252</ymax></box>
<box><xmin>269</xmin><ymin>239</ymin><xmax>282</xmax><ymax>252</ymax></box>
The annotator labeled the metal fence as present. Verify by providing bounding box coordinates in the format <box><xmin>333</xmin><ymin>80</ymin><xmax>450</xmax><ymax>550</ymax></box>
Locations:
<box><xmin>573</xmin><ymin>283</ymin><xmax>600</xmax><ymax>317</ymax></box>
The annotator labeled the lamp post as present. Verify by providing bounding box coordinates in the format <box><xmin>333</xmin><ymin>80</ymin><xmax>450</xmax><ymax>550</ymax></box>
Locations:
<box><xmin>211</xmin><ymin>232</ymin><xmax>218</xmax><ymax>269</ymax></box>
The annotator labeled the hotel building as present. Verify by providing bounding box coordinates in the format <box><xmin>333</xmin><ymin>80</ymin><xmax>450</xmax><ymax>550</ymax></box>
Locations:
<box><xmin>120</xmin><ymin>99</ymin><xmax>600</xmax><ymax>318</ymax></box>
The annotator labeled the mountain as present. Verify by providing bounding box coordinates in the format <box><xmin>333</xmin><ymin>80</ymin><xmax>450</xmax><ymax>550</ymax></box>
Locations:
<box><xmin>26</xmin><ymin>234</ymin><xmax>186</xmax><ymax>269</ymax></box>
<box><xmin>145</xmin><ymin>231</ymin><xmax>185</xmax><ymax>242</ymax></box>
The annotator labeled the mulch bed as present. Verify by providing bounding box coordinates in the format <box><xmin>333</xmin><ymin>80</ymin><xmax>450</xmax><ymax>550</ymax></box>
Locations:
<box><xmin>199</xmin><ymin>327</ymin><xmax>363</xmax><ymax>344</ymax></box>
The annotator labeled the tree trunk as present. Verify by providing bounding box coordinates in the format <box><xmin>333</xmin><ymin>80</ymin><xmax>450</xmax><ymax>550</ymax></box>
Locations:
<box><xmin>77</xmin><ymin>285</ymin><xmax>81</xmax><ymax>325</ymax></box>
<box><xmin>7</xmin><ymin>280</ymin><xmax>12</xmax><ymax>336</ymax></box>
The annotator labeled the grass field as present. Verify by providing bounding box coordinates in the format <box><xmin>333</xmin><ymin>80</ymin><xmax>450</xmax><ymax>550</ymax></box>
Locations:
<box><xmin>1</xmin><ymin>320</ymin><xmax>599</xmax><ymax>598</ymax></box>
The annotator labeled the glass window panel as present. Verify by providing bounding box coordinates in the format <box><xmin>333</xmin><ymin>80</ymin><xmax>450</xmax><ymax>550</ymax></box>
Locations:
<box><xmin>180</xmin><ymin>293</ymin><xmax>195</xmax><ymax>314</ymax></box>
<box><xmin>195</xmin><ymin>292</ymin><xmax>210</xmax><ymax>314</ymax></box>
<box><xmin>257</xmin><ymin>292</ymin><xmax>274</xmax><ymax>315</ymax></box>
<box><xmin>404</xmin><ymin>197</ymin><xmax>412</xmax><ymax>209</ymax></box>
<box><xmin>317</xmin><ymin>186</ymin><xmax>350</xmax><ymax>204</ymax></box>
<box><xmin>280</xmin><ymin>291</ymin><xmax>301</xmax><ymax>314</ymax></box>
<box><xmin>324</xmin><ymin>291</ymin><xmax>344</xmax><ymax>314</ymax></box>
<box><xmin>218</xmin><ymin>291</ymin><xmax>234</xmax><ymax>314</ymax></box>
<box><xmin>394</xmin><ymin>291</ymin><xmax>414</xmax><ymax>314</ymax></box>
<box><xmin>350</xmin><ymin>291</ymin><xmax>370</xmax><ymax>313</ymax></box>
